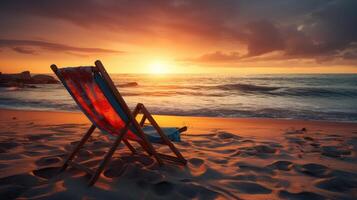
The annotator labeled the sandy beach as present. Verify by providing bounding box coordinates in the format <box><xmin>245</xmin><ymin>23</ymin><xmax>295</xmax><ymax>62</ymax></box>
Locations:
<box><xmin>0</xmin><ymin>109</ymin><xmax>356</xmax><ymax>199</ymax></box>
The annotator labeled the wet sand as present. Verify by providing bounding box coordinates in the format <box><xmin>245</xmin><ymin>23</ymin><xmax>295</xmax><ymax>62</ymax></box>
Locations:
<box><xmin>0</xmin><ymin>109</ymin><xmax>356</xmax><ymax>199</ymax></box>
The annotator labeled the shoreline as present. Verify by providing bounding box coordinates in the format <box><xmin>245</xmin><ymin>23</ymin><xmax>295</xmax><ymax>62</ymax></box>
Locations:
<box><xmin>1</xmin><ymin>107</ymin><xmax>356</xmax><ymax>124</ymax></box>
<box><xmin>1</xmin><ymin>108</ymin><xmax>357</xmax><ymax>138</ymax></box>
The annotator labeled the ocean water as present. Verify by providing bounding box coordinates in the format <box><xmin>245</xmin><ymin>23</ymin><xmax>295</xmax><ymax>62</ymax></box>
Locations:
<box><xmin>0</xmin><ymin>74</ymin><xmax>356</xmax><ymax>122</ymax></box>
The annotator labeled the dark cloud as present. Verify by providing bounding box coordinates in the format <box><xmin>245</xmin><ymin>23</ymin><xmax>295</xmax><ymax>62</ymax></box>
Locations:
<box><xmin>12</xmin><ymin>47</ymin><xmax>36</xmax><ymax>55</ymax></box>
<box><xmin>0</xmin><ymin>0</ymin><xmax>357</xmax><ymax>64</ymax></box>
<box><xmin>0</xmin><ymin>39</ymin><xmax>122</xmax><ymax>55</ymax></box>
<box><xmin>244</xmin><ymin>20</ymin><xmax>285</xmax><ymax>56</ymax></box>
<box><xmin>303</xmin><ymin>1</ymin><xmax>357</xmax><ymax>53</ymax></box>
<box><xmin>342</xmin><ymin>49</ymin><xmax>357</xmax><ymax>60</ymax></box>
<box><xmin>187</xmin><ymin>0</ymin><xmax>357</xmax><ymax>64</ymax></box>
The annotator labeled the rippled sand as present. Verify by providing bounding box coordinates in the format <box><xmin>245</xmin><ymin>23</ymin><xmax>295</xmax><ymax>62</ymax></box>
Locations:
<box><xmin>0</xmin><ymin>109</ymin><xmax>356</xmax><ymax>199</ymax></box>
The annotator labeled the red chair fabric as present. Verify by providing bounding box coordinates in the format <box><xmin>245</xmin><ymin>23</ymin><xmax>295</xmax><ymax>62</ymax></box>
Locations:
<box><xmin>57</xmin><ymin>67</ymin><xmax>140</xmax><ymax>141</ymax></box>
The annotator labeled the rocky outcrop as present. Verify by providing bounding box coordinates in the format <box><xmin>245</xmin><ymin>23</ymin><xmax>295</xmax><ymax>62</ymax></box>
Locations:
<box><xmin>0</xmin><ymin>71</ymin><xmax>31</xmax><ymax>81</ymax></box>
<box><xmin>116</xmin><ymin>82</ymin><xmax>138</xmax><ymax>87</ymax></box>
<box><xmin>30</xmin><ymin>75</ymin><xmax>59</xmax><ymax>84</ymax></box>
<box><xmin>0</xmin><ymin>71</ymin><xmax>59</xmax><ymax>88</ymax></box>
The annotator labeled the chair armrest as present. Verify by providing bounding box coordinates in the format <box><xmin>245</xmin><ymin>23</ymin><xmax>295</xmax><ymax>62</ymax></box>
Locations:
<box><xmin>132</xmin><ymin>103</ymin><xmax>146</xmax><ymax>126</ymax></box>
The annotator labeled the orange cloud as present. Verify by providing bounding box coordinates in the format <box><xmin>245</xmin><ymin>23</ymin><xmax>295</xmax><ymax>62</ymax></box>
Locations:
<box><xmin>0</xmin><ymin>39</ymin><xmax>123</xmax><ymax>55</ymax></box>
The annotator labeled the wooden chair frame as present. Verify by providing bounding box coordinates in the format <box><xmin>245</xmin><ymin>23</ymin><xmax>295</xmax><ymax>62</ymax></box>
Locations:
<box><xmin>51</xmin><ymin>60</ymin><xmax>187</xmax><ymax>186</ymax></box>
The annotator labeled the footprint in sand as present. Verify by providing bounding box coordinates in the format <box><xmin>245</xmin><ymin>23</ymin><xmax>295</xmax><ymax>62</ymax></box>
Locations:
<box><xmin>104</xmin><ymin>167</ymin><xmax>128</xmax><ymax>178</ymax></box>
<box><xmin>29</xmin><ymin>144</ymin><xmax>58</xmax><ymax>150</ymax></box>
<box><xmin>295</xmin><ymin>163</ymin><xmax>331</xmax><ymax>178</ymax></box>
<box><xmin>216</xmin><ymin>132</ymin><xmax>241</xmax><ymax>140</ymax></box>
<box><xmin>189</xmin><ymin>158</ymin><xmax>204</xmax><ymax>167</ymax></box>
<box><xmin>35</xmin><ymin>156</ymin><xmax>62</xmax><ymax>166</ymax></box>
<box><xmin>285</xmin><ymin>128</ymin><xmax>307</xmax><ymax>135</ymax></box>
<box><xmin>235</xmin><ymin>174</ymin><xmax>290</xmax><ymax>188</ymax></box>
<box><xmin>0</xmin><ymin>185</ymin><xmax>29</xmax><ymax>199</ymax></box>
<box><xmin>236</xmin><ymin>162</ymin><xmax>275</xmax><ymax>175</ymax></box>
<box><xmin>91</xmin><ymin>140</ymin><xmax>110</xmax><ymax>148</ymax></box>
<box><xmin>226</xmin><ymin>181</ymin><xmax>272</xmax><ymax>194</ymax></box>
<box><xmin>121</xmin><ymin>163</ymin><xmax>163</xmax><ymax>182</ymax></box>
<box><xmin>286</xmin><ymin>137</ymin><xmax>306</xmax><ymax>146</ymax></box>
<box><xmin>33</xmin><ymin>167</ymin><xmax>61</xmax><ymax>179</ymax></box>
<box><xmin>315</xmin><ymin>176</ymin><xmax>357</xmax><ymax>193</ymax></box>
<box><xmin>0</xmin><ymin>153</ymin><xmax>25</xmax><ymax>160</ymax></box>
<box><xmin>119</xmin><ymin>154</ymin><xmax>155</xmax><ymax>166</ymax></box>
<box><xmin>70</xmin><ymin>141</ymin><xmax>80</xmax><ymax>146</ymax></box>
<box><xmin>321</xmin><ymin>146</ymin><xmax>351</xmax><ymax>158</ymax></box>
<box><xmin>104</xmin><ymin>160</ymin><xmax>127</xmax><ymax>178</ymax></box>
<box><xmin>178</xmin><ymin>183</ymin><xmax>199</xmax><ymax>198</ymax></box>
<box><xmin>91</xmin><ymin>150</ymin><xmax>106</xmax><ymax>156</ymax></box>
<box><xmin>267</xmin><ymin>160</ymin><xmax>294</xmax><ymax>171</ymax></box>
<box><xmin>303</xmin><ymin>136</ymin><xmax>315</xmax><ymax>141</ymax></box>
<box><xmin>239</xmin><ymin>145</ymin><xmax>277</xmax><ymax>156</ymax></box>
<box><xmin>78</xmin><ymin>149</ymin><xmax>94</xmax><ymax>158</ymax></box>
<box><xmin>279</xmin><ymin>190</ymin><xmax>326</xmax><ymax>200</ymax></box>
<box><xmin>0</xmin><ymin>173</ymin><xmax>43</xmax><ymax>188</ymax></box>
<box><xmin>178</xmin><ymin>183</ymin><xmax>219</xmax><ymax>199</ymax></box>
<box><xmin>208</xmin><ymin>158</ymin><xmax>228</xmax><ymax>164</ymax></box>
<box><xmin>254</xmin><ymin>145</ymin><xmax>277</xmax><ymax>154</ymax></box>
<box><xmin>152</xmin><ymin>181</ymin><xmax>174</xmax><ymax>196</ymax></box>
<box><xmin>23</xmin><ymin>151</ymin><xmax>43</xmax><ymax>156</ymax></box>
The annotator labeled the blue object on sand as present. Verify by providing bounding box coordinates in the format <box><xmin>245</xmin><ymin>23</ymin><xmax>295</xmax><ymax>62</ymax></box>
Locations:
<box><xmin>142</xmin><ymin>125</ymin><xmax>182</xmax><ymax>143</ymax></box>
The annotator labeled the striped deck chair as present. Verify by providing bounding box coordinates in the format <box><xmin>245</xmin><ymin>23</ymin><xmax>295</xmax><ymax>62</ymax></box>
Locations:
<box><xmin>51</xmin><ymin>60</ymin><xmax>187</xmax><ymax>186</ymax></box>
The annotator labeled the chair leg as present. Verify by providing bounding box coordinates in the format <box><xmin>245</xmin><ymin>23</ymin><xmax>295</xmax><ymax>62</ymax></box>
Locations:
<box><xmin>132</xmin><ymin>103</ymin><xmax>164</xmax><ymax>165</ymax></box>
<box><xmin>88</xmin><ymin>126</ymin><xmax>128</xmax><ymax>186</ymax></box>
<box><xmin>60</xmin><ymin>124</ymin><xmax>96</xmax><ymax>172</ymax></box>
<box><xmin>141</xmin><ymin>105</ymin><xmax>187</xmax><ymax>164</ymax></box>
<box><xmin>136</xmin><ymin>140</ymin><xmax>153</xmax><ymax>155</ymax></box>
<box><xmin>136</xmin><ymin>128</ymin><xmax>164</xmax><ymax>166</ymax></box>
<box><xmin>123</xmin><ymin>139</ymin><xmax>137</xmax><ymax>154</ymax></box>
<box><xmin>139</xmin><ymin>115</ymin><xmax>146</xmax><ymax>126</ymax></box>
<box><xmin>177</xmin><ymin>126</ymin><xmax>187</xmax><ymax>133</ymax></box>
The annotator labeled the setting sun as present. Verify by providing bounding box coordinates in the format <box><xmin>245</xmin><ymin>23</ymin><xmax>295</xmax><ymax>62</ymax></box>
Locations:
<box><xmin>148</xmin><ymin>61</ymin><xmax>169</xmax><ymax>74</ymax></box>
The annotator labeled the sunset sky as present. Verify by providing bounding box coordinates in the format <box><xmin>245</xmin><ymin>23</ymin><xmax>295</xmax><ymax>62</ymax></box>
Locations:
<box><xmin>0</xmin><ymin>0</ymin><xmax>357</xmax><ymax>74</ymax></box>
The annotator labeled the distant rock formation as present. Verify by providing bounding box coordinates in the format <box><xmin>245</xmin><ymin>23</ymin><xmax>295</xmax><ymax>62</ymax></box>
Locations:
<box><xmin>0</xmin><ymin>71</ymin><xmax>59</xmax><ymax>88</ymax></box>
<box><xmin>30</xmin><ymin>74</ymin><xmax>59</xmax><ymax>84</ymax></box>
<box><xmin>0</xmin><ymin>71</ymin><xmax>31</xmax><ymax>81</ymax></box>
<box><xmin>116</xmin><ymin>82</ymin><xmax>138</xmax><ymax>87</ymax></box>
